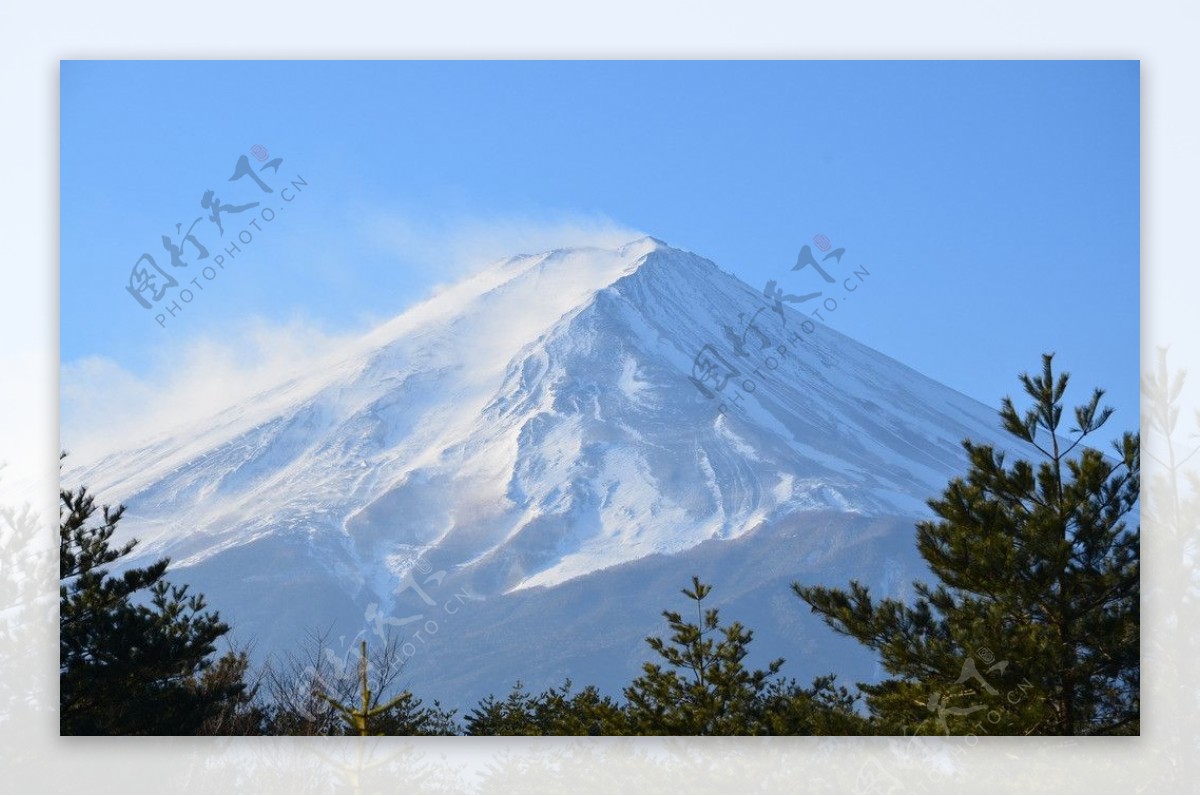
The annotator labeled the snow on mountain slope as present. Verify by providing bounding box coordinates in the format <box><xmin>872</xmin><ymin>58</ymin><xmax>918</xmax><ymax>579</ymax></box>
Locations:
<box><xmin>69</xmin><ymin>240</ymin><xmax>657</xmax><ymax>562</ymax></box>
<box><xmin>67</xmin><ymin>237</ymin><xmax>1031</xmax><ymax>626</ymax></box>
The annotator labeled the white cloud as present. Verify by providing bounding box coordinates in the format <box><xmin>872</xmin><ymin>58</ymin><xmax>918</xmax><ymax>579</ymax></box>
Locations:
<box><xmin>60</xmin><ymin>316</ymin><xmax>359</xmax><ymax>467</ymax></box>
<box><xmin>359</xmin><ymin>207</ymin><xmax>645</xmax><ymax>281</ymax></box>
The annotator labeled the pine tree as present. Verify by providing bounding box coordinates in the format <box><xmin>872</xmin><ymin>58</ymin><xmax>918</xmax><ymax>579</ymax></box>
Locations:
<box><xmin>795</xmin><ymin>355</ymin><xmax>1139</xmax><ymax>735</ymax></box>
<box><xmin>59</xmin><ymin>479</ymin><xmax>249</xmax><ymax>734</ymax></box>
<box><xmin>315</xmin><ymin>640</ymin><xmax>409</xmax><ymax>736</ymax></box>
<box><xmin>754</xmin><ymin>674</ymin><xmax>871</xmax><ymax>735</ymax></box>
<box><xmin>623</xmin><ymin>576</ymin><xmax>785</xmax><ymax>734</ymax></box>
<box><xmin>312</xmin><ymin>639</ymin><xmax>457</xmax><ymax>736</ymax></box>
<box><xmin>262</xmin><ymin>632</ymin><xmax>457</xmax><ymax>736</ymax></box>
<box><xmin>465</xmin><ymin>680</ymin><xmax>627</xmax><ymax>735</ymax></box>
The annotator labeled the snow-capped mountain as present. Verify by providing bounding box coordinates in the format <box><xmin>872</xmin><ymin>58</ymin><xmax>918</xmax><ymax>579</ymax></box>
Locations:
<box><xmin>67</xmin><ymin>238</ymin><xmax>1030</xmax><ymax>705</ymax></box>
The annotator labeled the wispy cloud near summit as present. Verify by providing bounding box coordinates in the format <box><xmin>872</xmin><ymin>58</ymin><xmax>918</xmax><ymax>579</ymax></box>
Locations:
<box><xmin>359</xmin><ymin>207</ymin><xmax>645</xmax><ymax>282</ymax></box>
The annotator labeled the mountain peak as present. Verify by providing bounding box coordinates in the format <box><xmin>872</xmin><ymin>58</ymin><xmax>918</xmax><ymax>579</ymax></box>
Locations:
<box><xmin>618</xmin><ymin>235</ymin><xmax>668</xmax><ymax>255</ymax></box>
<box><xmin>72</xmin><ymin>234</ymin><xmax>1046</xmax><ymax>700</ymax></box>
<box><xmin>79</xmin><ymin>237</ymin><xmax>1020</xmax><ymax>593</ymax></box>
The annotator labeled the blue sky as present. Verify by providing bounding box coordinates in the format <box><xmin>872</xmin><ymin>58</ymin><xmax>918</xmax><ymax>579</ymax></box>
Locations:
<box><xmin>61</xmin><ymin>60</ymin><xmax>1140</xmax><ymax>451</ymax></box>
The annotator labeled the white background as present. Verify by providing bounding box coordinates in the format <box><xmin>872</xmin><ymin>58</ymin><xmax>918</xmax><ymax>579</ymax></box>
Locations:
<box><xmin>1</xmin><ymin>1</ymin><xmax>1194</xmax><ymax>792</ymax></box>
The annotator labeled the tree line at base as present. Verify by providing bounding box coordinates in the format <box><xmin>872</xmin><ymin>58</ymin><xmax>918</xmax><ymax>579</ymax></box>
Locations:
<box><xmin>59</xmin><ymin>354</ymin><xmax>1139</xmax><ymax>736</ymax></box>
